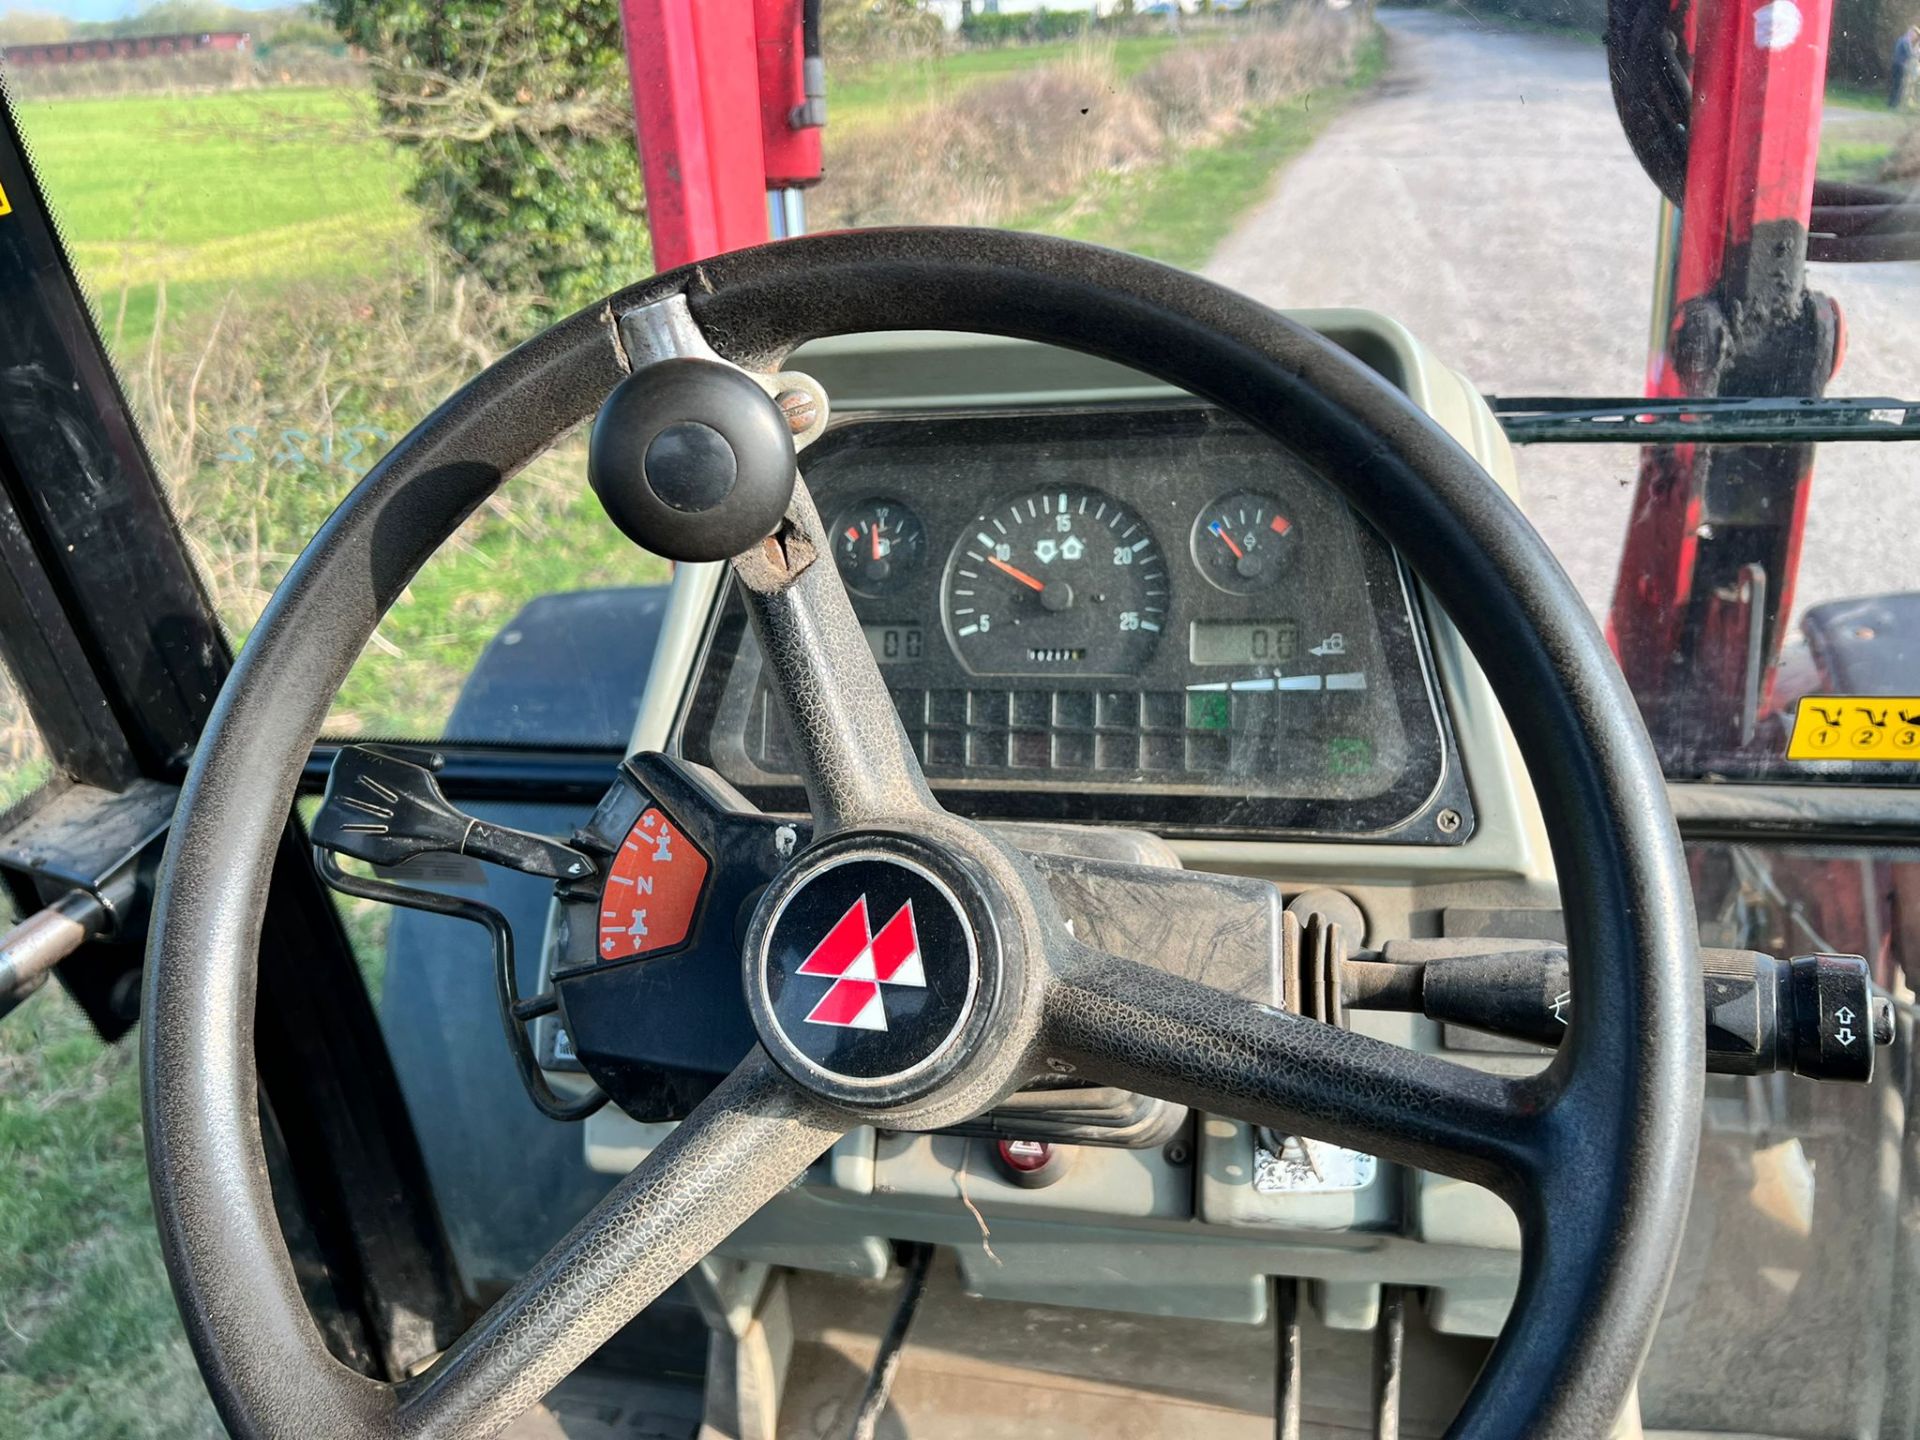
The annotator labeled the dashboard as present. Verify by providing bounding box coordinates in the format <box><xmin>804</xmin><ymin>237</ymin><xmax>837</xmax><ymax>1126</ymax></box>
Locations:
<box><xmin>678</xmin><ymin>404</ymin><xmax>1472</xmax><ymax>840</ymax></box>
<box><xmin>539</xmin><ymin>325</ymin><xmax>1541</xmax><ymax>1347</ymax></box>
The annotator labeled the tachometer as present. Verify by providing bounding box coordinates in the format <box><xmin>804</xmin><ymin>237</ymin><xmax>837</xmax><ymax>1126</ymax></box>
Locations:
<box><xmin>943</xmin><ymin>487</ymin><xmax>1166</xmax><ymax>675</ymax></box>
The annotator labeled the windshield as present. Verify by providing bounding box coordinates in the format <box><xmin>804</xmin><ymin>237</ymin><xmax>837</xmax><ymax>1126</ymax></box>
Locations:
<box><xmin>1</xmin><ymin>0</ymin><xmax>1911</xmax><ymax>782</ymax></box>
<box><xmin>2</xmin><ymin>2</ymin><xmax>1919</xmax><ymax>1435</ymax></box>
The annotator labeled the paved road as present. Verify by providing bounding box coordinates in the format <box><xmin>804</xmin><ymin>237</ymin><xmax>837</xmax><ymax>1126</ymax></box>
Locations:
<box><xmin>1208</xmin><ymin>8</ymin><xmax>1920</xmax><ymax>621</ymax></box>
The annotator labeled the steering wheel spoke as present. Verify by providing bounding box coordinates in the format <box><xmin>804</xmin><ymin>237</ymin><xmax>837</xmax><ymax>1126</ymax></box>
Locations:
<box><xmin>733</xmin><ymin>482</ymin><xmax>938</xmax><ymax>835</ymax></box>
<box><xmin>1042</xmin><ymin>944</ymin><xmax>1547</xmax><ymax>1193</ymax></box>
<box><xmin>391</xmin><ymin>1051</ymin><xmax>844</xmax><ymax>1437</ymax></box>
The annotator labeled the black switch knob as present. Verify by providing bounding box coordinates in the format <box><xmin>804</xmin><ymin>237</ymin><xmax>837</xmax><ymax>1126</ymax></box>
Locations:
<box><xmin>589</xmin><ymin>357</ymin><xmax>797</xmax><ymax>562</ymax></box>
<box><xmin>1785</xmin><ymin>952</ymin><xmax>1880</xmax><ymax>1083</ymax></box>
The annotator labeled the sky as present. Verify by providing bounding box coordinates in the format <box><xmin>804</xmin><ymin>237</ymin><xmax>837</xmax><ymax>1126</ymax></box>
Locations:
<box><xmin>9</xmin><ymin>0</ymin><xmax>288</xmax><ymax>19</ymax></box>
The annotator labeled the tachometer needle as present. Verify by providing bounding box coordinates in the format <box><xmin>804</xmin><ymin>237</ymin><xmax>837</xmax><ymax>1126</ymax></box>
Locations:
<box><xmin>1209</xmin><ymin>521</ymin><xmax>1246</xmax><ymax>560</ymax></box>
<box><xmin>871</xmin><ymin>525</ymin><xmax>882</xmax><ymax>561</ymax></box>
<box><xmin>987</xmin><ymin>555</ymin><xmax>1046</xmax><ymax>592</ymax></box>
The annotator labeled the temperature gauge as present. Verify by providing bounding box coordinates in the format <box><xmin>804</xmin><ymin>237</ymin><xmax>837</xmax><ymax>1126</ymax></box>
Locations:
<box><xmin>833</xmin><ymin>497</ymin><xmax>927</xmax><ymax>597</ymax></box>
<box><xmin>1191</xmin><ymin>491</ymin><xmax>1299</xmax><ymax>595</ymax></box>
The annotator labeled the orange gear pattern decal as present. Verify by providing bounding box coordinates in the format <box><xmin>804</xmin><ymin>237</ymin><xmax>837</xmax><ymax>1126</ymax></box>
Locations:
<box><xmin>596</xmin><ymin>807</ymin><xmax>709</xmax><ymax>962</ymax></box>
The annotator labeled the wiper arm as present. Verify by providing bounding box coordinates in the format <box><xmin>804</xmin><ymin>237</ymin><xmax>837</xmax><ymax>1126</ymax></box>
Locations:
<box><xmin>1491</xmin><ymin>394</ymin><xmax>1920</xmax><ymax>444</ymax></box>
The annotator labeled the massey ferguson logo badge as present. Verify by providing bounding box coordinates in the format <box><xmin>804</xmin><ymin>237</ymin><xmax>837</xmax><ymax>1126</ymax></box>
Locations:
<box><xmin>797</xmin><ymin>895</ymin><xmax>925</xmax><ymax>1030</ymax></box>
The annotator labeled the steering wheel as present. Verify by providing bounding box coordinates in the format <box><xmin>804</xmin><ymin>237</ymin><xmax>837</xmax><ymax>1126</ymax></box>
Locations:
<box><xmin>143</xmin><ymin>228</ymin><xmax>1703</xmax><ymax>1439</ymax></box>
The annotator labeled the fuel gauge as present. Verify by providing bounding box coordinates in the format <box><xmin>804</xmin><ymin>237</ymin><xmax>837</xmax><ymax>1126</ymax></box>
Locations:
<box><xmin>832</xmin><ymin>497</ymin><xmax>927</xmax><ymax>597</ymax></box>
<box><xmin>1192</xmin><ymin>491</ymin><xmax>1299</xmax><ymax>595</ymax></box>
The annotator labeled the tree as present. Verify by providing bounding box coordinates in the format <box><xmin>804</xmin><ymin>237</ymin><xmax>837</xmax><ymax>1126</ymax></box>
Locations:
<box><xmin>1830</xmin><ymin>0</ymin><xmax>1909</xmax><ymax>84</ymax></box>
<box><xmin>0</xmin><ymin>9</ymin><xmax>73</xmax><ymax>44</ymax></box>
<box><xmin>320</xmin><ymin>0</ymin><xmax>650</xmax><ymax>312</ymax></box>
<box><xmin>821</xmin><ymin>0</ymin><xmax>943</xmax><ymax>63</ymax></box>
<box><xmin>109</xmin><ymin>1</ymin><xmax>248</xmax><ymax>36</ymax></box>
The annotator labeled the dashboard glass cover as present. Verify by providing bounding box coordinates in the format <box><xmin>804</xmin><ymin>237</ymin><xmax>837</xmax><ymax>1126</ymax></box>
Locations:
<box><xmin>678</xmin><ymin>406</ymin><xmax>1469</xmax><ymax>840</ymax></box>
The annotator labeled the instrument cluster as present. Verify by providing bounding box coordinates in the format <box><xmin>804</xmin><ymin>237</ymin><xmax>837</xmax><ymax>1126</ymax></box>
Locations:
<box><xmin>679</xmin><ymin>406</ymin><xmax>1471</xmax><ymax>840</ymax></box>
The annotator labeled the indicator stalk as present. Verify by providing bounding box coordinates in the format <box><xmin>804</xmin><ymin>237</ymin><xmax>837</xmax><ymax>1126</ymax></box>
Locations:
<box><xmin>313</xmin><ymin>745</ymin><xmax>593</xmax><ymax>881</ymax></box>
<box><xmin>1345</xmin><ymin>940</ymin><xmax>1895</xmax><ymax>1083</ymax></box>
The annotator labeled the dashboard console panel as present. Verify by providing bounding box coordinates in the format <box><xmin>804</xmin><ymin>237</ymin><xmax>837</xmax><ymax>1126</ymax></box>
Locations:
<box><xmin>678</xmin><ymin>405</ymin><xmax>1471</xmax><ymax>841</ymax></box>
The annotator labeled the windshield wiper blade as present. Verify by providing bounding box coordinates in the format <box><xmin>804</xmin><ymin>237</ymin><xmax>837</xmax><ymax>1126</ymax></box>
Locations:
<box><xmin>1490</xmin><ymin>395</ymin><xmax>1920</xmax><ymax>444</ymax></box>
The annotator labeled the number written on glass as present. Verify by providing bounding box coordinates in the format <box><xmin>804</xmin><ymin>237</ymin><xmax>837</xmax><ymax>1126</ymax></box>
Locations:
<box><xmin>215</xmin><ymin>425</ymin><xmax>390</xmax><ymax>477</ymax></box>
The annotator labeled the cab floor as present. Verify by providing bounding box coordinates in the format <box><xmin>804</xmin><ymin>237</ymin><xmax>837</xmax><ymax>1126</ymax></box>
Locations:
<box><xmin>522</xmin><ymin>1256</ymin><xmax>1484</xmax><ymax>1439</ymax></box>
<box><xmin>776</xmin><ymin>1260</ymin><xmax>1480</xmax><ymax>1439</ymax></box>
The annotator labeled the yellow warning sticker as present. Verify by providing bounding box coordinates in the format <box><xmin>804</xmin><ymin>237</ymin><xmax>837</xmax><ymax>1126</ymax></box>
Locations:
<box><xmin>1787</xmin><ymin>696</ymin><xmax>1920</xmax><ymax>760</ymax></box>
<box><xmin>0</xmin><ymin>177</ymin><xmax>10</xmax><ymax>217</ymax></box>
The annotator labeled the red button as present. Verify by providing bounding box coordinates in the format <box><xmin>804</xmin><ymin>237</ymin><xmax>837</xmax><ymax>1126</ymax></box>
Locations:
<box><xmin>996</xmin><ymin>1139</ymin><xmax>1054</xmax><ymax>1172</ymax></box>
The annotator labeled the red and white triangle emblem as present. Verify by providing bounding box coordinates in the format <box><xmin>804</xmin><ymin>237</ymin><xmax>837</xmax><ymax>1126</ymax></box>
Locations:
<box><xmin>794</xmin><ymin>895</ymin><xmax>925</xmax><ymax>1030</ymax></box>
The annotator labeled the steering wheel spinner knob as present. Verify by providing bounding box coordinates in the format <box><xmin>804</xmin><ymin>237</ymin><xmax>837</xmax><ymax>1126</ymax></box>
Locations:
<box><xmin>589</xmin><ymin>356</ymin><xmax>797</xmax><ymax>562</ymax></box>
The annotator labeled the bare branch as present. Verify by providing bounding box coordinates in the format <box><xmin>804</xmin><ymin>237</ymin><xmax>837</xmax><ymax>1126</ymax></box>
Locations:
<box><xmin>367</xmin><ymin>50</ymin><xmax>631</xmax><ymax>147</ymax></box>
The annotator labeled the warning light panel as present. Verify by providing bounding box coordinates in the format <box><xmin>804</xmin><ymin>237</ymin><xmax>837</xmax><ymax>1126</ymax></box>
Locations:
<box><xmin>596</xmin><ymin>807</ymin><xmax>709</xmax><ymax>963</ymax></box>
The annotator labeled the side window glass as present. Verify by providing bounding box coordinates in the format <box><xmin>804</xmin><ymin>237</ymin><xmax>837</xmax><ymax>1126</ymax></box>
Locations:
<box><xmin>0</xmin><ymin>659</ymin><xmax>49</xmax><ymax>818</ymax></box>
<box><xmin>3</xmin><ymin>18</ymin><xmax>670</xmax><ymax>750</ymax></box>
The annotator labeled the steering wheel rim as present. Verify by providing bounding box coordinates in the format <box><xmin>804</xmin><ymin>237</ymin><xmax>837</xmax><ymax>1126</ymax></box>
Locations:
<box><xmin>144</xmin><ymin>226</ymin><xmax>1702</xmax><ymax>1439</ymax></box>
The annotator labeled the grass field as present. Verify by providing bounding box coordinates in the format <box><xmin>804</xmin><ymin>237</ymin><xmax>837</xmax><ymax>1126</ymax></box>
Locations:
<box><xmin>833</xmin><ymin>32</ymin><xmax>1195</xmax><ymax>132</ymax></box>
<box><xmin>1817</xmin><ymin>117</ymin><xmax>1917</xmax><ymax>185</ymax></box>
<box><xmin>1820</xmin><ymin>135</ymin><xmax>1899</xmax><ymax>183</ymax></box>
<box><xmin>1818</xmin><ymin>79</ymin><xmax>1912</xmax><ymax>184</ymax></box>
<box><xmin>0</xmin><ymin>988</ymin><xmax>223</xmax><ymax>1439</ymax></box>
<box><xmin>1828</xmin><ymin>78</ymin><xmax>1899</xmax><ymax>112</ymax></box>
<box><xmin>13</xmin><ymin>87</ymin><xmax>416</xmax><ymax>347</ymax></box>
